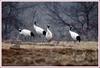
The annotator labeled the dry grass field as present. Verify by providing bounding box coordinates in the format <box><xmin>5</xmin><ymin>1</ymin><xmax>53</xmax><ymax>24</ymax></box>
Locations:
<box><xmin>2</xmin><ymin>41</ymin><xmax>98</xmax><ymax>66</ymax></box>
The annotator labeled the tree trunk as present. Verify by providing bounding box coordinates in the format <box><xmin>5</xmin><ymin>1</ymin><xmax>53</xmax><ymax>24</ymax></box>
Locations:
<box><xmin>86</xmin><ymin>12</ymin><xmax>89</xmax><ymax>40</ymax></box>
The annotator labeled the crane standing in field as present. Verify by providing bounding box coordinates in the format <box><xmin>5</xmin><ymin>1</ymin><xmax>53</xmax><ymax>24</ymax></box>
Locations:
<box><xmin>68</xmin><ymin>26</ymin><xmax>81</xmax><ymax>42</ymax></box>
<box><xmin>33</xmin><ymin>21</ymin><xmax>46</xmax><ymax>36</ymax></box>
<box><xmin>33</xmin><ymin>21</ymin><xmax>47</xmax><ymax>42</ymax></box>
<box><xmin>18</xmin><ymin>29</ymin><xmax>34</xmax><ymax>41</ymax></box>
<box><xmin>11</xmin><ymin>29</ymin><xmax>34</xmax><ymax>48</ymax></box>
<box><xmin>45</xmin><ymin>25</ymin><xmax>53</xmax><ymax>42</ymax></box>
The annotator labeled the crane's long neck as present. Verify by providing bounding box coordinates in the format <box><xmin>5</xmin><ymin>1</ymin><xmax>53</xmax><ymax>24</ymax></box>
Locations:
<box><xmin>34</xmin><ymin>24</ymin><xmax>38</xmax><ymax>29</ymax></box>
<box><xmin>34</xmin><ymin>24</ymin><xmax>36</xmax><ymax>27</ymax></box>
<box><xmin>34</xmin><ymin>22</ymin><xmax>37</xmax><ymax>25</ymax></box>
<box><xmin>47</xmin><ymin>28</ymin><xmax>49</xmax><ymax>32</ymax></box>
<box><xmin>47</xmin><ymin>28</ymin><xmax>51</xmax><ymax>33</ymax></box>
<box><xmin>70</xmin><ymin>27</ymin><xmax>72</xmax><ymax>30</ymax></box>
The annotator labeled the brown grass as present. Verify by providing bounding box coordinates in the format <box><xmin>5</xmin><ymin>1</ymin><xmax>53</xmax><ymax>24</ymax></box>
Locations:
<box><xmin>2</xmin><ymin>41</ymin><xmax>98</xmax><ymax>66</ymax></box>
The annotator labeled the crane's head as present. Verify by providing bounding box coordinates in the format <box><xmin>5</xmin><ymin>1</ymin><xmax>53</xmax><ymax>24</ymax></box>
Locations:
<box><xmin>18</xmin><ymin>29</ymin><xmax>22</xmax><ymax>32</ymax></box>
<box><xmin>47</xmin><ymin>25</ymin><xmax>50</xmax><ymax>28</ymax></box>
<box><xmin>69</xmin><ymin>26</ymin><xmax>73</xmax><ymax>30</ymax></box>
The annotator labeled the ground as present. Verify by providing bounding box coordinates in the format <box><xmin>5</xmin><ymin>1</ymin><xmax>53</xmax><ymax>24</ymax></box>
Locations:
<box><xmin>2</xmin><ymin>41</ymin><xmax>98</xmax><ymax>66</ymax></box>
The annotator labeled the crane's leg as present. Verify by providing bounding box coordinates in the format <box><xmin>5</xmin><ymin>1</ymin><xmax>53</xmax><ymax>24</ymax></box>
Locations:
<box><xmin>56</xmin><ymin>40</ymin><xmax>59</xmax><ymax>46</ymax></box>
<box><xmin>17</xmin><ymin>34</ymin><xmax>21</xmax><ymax>46</ymax></box>
<box><xmin>76</xmin><ymin>40</ymin><xmax>80</xmax><ymax>45</ymax></box>
<box><xmin>25</xmin><ymin>36</ymin><xmax>28</xmax><ymax>42</ymax></box>
<box><xmin>74</xmin><ymin>40</ymin><xmax>76</xmax><ymax>43</ymax></box>
<box><xmin>39</xmin><ymin>35</ymin><xmax>43</xmax><ymax>44</ymax></box>
<box><xmin>27</xmin><ymin>36</ymin><xmax>30</xmax><ymax>42</ymax></box>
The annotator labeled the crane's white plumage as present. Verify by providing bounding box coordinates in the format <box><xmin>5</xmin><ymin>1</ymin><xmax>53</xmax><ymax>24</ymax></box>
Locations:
<box><xmin>46</xmin><ymin>25</ymin><xmax>53</xmax><ymax>41</ymax></box>
<box><xmin>19</xmin><ymin>29</ymin><xmax>34</xmax><ymax>37</ymax></box>
<box><xmin>69</xmin><ymin>30</ymin><xmax>79</xmax><ymax>40</ymax></box>
<box><xmin>34</xmin><ymin>25</ymin><xmax>44</xmax><ymax>34</ymax></box>
<box><xmin>33</xmin><ymin>22</ymin><xmax>46</xmax><ymax>35</ymax></box>
<box><xmin>69</xmin><ymin>26</ymin><xmax>81</xmax><ymax>42</ymax></box>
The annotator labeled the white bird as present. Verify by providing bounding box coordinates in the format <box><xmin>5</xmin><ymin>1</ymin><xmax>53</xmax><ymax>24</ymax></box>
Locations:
<box><xmin>46</xmin><ymin>25</ymin><xmax>53</xmax><ymax>42</ymax></box>
<box><xmin>33</xmin><ymin>21</ymin><xmax>46</xmax><ymax>36</ymax></box>
<box><xmin>69</xmin><ymin>26</ymin><xmax>81</xmax><ymax>42</ymax></box>
<box><xmin>18</xmin><ymin>29</ymin><xmax>34</xmax><ymax>37</ymax></box>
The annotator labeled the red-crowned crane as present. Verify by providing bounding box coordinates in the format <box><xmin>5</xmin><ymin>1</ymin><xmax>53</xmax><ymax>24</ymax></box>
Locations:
<box><xmin>69</xmin><ymin>26</ymin><xmax>81</xmax><ymax>42</ymax></box>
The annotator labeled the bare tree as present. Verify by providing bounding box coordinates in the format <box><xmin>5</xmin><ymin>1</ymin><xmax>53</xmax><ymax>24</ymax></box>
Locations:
<box><xmin>2</xmin><ymin>2</ymin><xmax>23</xmax><ymax>40</ymax></box>
<box><xmin>78</xmin><ymin>2</ymin><xmax>98</xmax><ymax>40</ymax></box>
<box><xmin>2</xmin><ymin>2</ymin><xmax>37</xmax><ymax>40</ymax></box>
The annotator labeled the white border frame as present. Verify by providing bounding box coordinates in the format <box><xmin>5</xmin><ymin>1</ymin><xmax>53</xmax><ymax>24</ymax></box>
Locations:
<box><xmin>0</xmin><ymin>0</ymin><xmax>99</xmax><ymax>68</ymax></box>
